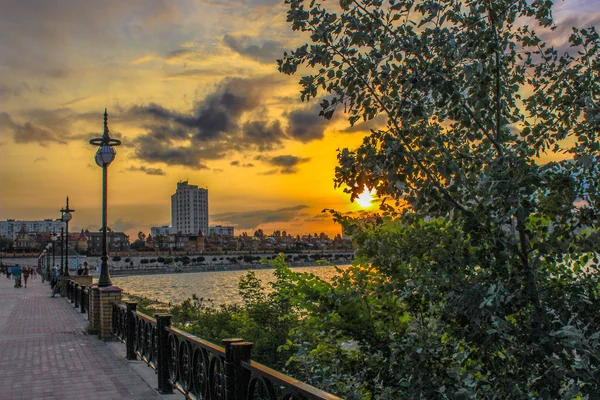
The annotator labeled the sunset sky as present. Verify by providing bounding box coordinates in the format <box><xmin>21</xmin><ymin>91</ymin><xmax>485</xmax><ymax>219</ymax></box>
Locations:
<box><xmin>0</xmin><ymin>0</ymin><xmax>598</xmax><ymax>239</ymax></box>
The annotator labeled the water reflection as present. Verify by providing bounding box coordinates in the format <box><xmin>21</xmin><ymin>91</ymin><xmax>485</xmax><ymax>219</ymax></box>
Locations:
<box><xmin>113</xmin><ymin>265</ymin><xmax>348</xmax><ymax>305</ymax></box>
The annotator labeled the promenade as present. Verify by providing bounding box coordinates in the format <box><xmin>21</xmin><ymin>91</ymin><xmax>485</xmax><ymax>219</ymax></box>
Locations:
<box><xmin>0</xmin><ymin>274</ymin><xmax>170</xmax><ymax>400</ymax></box>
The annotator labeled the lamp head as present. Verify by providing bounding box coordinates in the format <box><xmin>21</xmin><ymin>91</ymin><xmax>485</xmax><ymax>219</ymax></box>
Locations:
<box><xmin>95</xmin><ymin>145</ymin><xmax>116</xmax><ymax>167</ymax></box>
<box><xmin>62</xmin><ymin>212</ymin><xmax>72</xmax><ymax>222</ymax></box>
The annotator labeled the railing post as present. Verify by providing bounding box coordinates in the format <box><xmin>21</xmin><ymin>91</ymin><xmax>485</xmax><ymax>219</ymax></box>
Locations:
<box><xmin>231</xmin><ymin>342</ymin><xmax>253</xmax><ymax>400</ymax></box>
<box><xmin>126</xmin><ymin>302</ymin><xmax>137</xmax><ymax>360</ymax></box>
<box><xmin>223</xmin><ymin>338</ymin><xmax>244</xmax><ymax>400</ymax></box>
<box><xmin>74</xmin><ymin>284</ymin><xmax>79</xmax><ymax>308</ymax></box>
<box><xmin>155</xmin><ymin>314</ymin><xmax>173</xmax><ymax>394</ymax></box>
<box><xmin>80</xmin><ymin>286</ymin><xmax>87</xmax><ymax>313</ymax></box>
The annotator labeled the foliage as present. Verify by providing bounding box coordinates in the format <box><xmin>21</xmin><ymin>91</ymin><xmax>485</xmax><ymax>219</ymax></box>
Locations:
<box><xmin>277</xmin><ymin>0</ymin><xmax>600</xmax><ymax>398</ymax></box>
<box><xmin>0</xmin><ymin>236</ymin><xmax>13</xmax><ymax>252</ymax></box>
<box><xmin>170</xmin><ymin>257</ymin><xmax>298</xmax><ymax>368</ymax></box>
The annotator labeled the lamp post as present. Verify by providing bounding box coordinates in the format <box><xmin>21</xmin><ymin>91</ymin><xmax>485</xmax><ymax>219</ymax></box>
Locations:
<box><xmin>45</xmin><ymin>245</ymin><xmax>51</xmax><ymax>274</ymax></box>
<box><xmin>61</xmin><ymin>197</ymin><xmax>74</xmax><ymax>277</ymax></box>
<box><xmin>59</xmin><ymin>225</ymin><xmax>64</xmax><ymax>275</ymax></box>
<box><xmin>51</xmin><ymin>233</ymin><xmax>57</xmax><ymax>275</ymax></box>
<box><xmin>90</xmin><ymin>109</ymin><xmax>121</xmax><ymax>287</ymax></box>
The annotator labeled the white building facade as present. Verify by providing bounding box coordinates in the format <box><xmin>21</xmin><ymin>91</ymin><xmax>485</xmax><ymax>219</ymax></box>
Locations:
<box><xmin>171</xmin><ymin>181</ymin><xmax>209</xmax><ymax>235</ymax></box>
<box><xmin>0</xmin><ymin>219</ymin><xmax>65</xmax><ymax>239</ymax></box>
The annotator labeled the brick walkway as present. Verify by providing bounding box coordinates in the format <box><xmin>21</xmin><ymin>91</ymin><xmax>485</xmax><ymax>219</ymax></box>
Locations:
<box><xmin>0</xmin><ymin>273</ymin><xmax>164</xmax><ymax>400</ymax></box>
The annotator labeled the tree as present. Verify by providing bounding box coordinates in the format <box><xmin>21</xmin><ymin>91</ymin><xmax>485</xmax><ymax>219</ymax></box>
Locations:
<box><xmin>0</xmin><ymin>236</ymin><xmax>13</xmax><ymax>252</ymax></box>
<box><xmin>254</xmin><ymin>229</ymin><xmax>264</xmax><ymax>238</ymax></box>
<box><xmin>278</xmin><ymin>0</ymin><xmax>599</xmax><ymax>397</ymax></box>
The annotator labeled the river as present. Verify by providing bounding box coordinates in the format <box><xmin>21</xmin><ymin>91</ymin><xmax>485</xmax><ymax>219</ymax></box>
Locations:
<box><xmin>112</xmin><ymin>265</ymin><xmax>348</xmax><ymax>306</ymax></box>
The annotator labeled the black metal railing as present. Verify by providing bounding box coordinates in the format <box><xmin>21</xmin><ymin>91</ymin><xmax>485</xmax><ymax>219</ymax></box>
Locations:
<box><xmin>64</xmin><ymin>279</ymin><xmax>90</xmax><ymax>317</ymax></box>
<box><xmin>113</xmin><ymin>302</ymin><xmax>341</xmax><ymax>400</ymax></box>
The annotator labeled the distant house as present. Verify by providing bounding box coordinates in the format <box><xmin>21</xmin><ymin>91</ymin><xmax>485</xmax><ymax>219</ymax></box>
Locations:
<box><xmin>84</xmin><ymin>229</ymin><xmax>130</xmax><ymax>254</ymax></box>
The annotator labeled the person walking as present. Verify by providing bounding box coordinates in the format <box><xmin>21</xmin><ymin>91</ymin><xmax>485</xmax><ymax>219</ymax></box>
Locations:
<box><xmin>23</xmin><ymin>267</ymin><xmax>30</xmax><ymax>288</ymax></box>
<box><xmin>50</xmin><ymin>267</ymin><xmax>58</xmax><ymax>290</ymax></box>
<box><xmin>13</xmin><ymin>264</ymin><xmax>22</xmax><ymax>288</ymax></box>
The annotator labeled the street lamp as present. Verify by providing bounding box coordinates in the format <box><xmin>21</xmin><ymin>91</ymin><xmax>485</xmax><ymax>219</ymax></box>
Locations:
<box><xmin>89</xmin><ymin>109</ymin><xmax>121</xmax><ymax>287</ymax></box>
<box><xmin>45</xmin><ymin>244</ymin><xmax>51</xmax><ymax>274</ymax></box>
<box><xmin>61</xmin><ymin>197</ymin><xmax>74</xmax><ymax>277</ymax></box>
<box><xmin>51</xmin><ymin>233</ymin><xmax>57</xmax><ymax>277</ymax></box>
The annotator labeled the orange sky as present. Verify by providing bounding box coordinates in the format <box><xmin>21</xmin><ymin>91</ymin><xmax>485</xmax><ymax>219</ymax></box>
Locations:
<box><xmin>0</xmin><ymin>0</ymin><xmax>597</xmax><ymax>239</ymax></box>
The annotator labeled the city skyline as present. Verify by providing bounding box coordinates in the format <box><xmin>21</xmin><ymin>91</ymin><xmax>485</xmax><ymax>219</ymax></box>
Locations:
<box><xmin>0</xmin><ymin>0</ymin><xmax>596</xmax><ymax>239</ymax></box>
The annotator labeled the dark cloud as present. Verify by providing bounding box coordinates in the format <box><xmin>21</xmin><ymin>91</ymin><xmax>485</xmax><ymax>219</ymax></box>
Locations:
<box><xmin>286</xmin><ymin>105</ymin><xmax>332</xmax><ymax>142</ymax></box>
<box><xmin>241</xmin><ymin>120</ymin><xmax>285</xmax><ymax>151</ymax></box>
<box><xmin>223</xmin><ymin>34</ymin><xmax>284</xmax><ymax>64</ymax></box>
<box><xmin>127</xmin><ymin>165</ymin><xmax>167</xmax><ymax>176</ymax></box>
<box><xmin>166</xmin><ymin>49</ymin><xmax>195</xmax><ymax>61</ymax></box>
<box><xmin>129</xmin><ymin>76</ymin><xmax>288</xmax><ymax>167</ymax></box>
<box><xmin>0</xmin><ymin>112</ymin><xmax>66</xmax><ymax>145</ymax></box>
<box><xmin>267</xmin><ymin>154</ymin><xmax>310</xmax><ymax>174</ymax></box>
<box><xmin>211</xmin><ymin>205</ymin><xmax>310</xmax><ymax>229</ymax></box>
<box><xmin>230</xmin><ymin>160</ymin><xmax>255</xmax><ymax>167</ymax></box>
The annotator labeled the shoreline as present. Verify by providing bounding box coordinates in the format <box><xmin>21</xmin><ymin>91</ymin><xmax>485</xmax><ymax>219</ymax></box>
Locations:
<box><xmin>109</xmin><ymin>261</ymin><xmax>350</xmax><ymax>277</ymax></box>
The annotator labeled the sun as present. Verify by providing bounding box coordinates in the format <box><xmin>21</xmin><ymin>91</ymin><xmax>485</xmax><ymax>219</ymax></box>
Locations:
<box><xmin>356</xmin><ymin>186</ymin><xmax>376</xmax><ymax>208</ymax></box>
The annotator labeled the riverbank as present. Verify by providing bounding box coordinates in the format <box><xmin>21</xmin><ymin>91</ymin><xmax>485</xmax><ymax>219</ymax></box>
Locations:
<box><xmin>110</xmin><ymin>260</ymin><xmax>348</xmax><ymax>277</ymax></box>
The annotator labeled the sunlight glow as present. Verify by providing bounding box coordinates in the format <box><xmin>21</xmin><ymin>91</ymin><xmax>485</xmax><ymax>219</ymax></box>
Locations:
<box><xmin>356</xmin><ymin>186</ymin><xmax>376</xmax><ymax>208</ymax></box>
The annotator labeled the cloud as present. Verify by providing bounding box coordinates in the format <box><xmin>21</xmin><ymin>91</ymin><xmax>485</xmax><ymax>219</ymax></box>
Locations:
<box><xmin>211</xmin><ymin>205</ymin><xmax>310</xmax><ymax>229</ymax></box>
<box><xmin>286</xmin><ymin>104</ymin><xmax>333</xmax><ymax>142</ymax></box>
<box><xmin>112</xmin><ymin>218</ymin><xmax>138</xmax><ymax>233</ymax></box>
<box><xmin>127</xmin><ymin>165</ymin><xmax>167</xmax><ymax>176</ymax></box>
<box><xmin>33</xmin><ymin>157</ymin><xmax>47</xmax><ymax>163</ymax></box>
<box><xmin>223</xmin><ymin>33</ymin><xmax>284</xmax><ymax>64</ymax></box>
<box><xmin>0</xmin><ymin>82</ymin><xmax>31</xmax><ymax>98</ymax></box>
<box><xmin>166</xmin><ymin>49</ymin><xmax>195</xmax><ymax>61</ymax></box>
<box><xmin>0</xmin><ymin>112</ymin><xmax>67</xmax><ymax>146</ymax></box>
<box><xmin>129</xmin><ymin>76</ymin><xmax>288</xmax><ymax>167</ymax></box>
<box><xmin>266</xmin><ymin>154</ymin><xmax>310</xmax><ymax>174</ymax></box>
<box><xmin>230</xmin><ymin>160</ymin><xmax>255</xmax><ymax>167</ymax></box>
<box><xmin>240</xmin><ymin>120</ymin><xmax>285</xmax><ymax>151</ymax></box>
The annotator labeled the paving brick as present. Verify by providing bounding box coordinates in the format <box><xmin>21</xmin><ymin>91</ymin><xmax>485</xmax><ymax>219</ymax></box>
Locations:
<box><xmin>0</xmin><ymin>276</ymin><xmax>163</xmax><ymax>399</ymax></box>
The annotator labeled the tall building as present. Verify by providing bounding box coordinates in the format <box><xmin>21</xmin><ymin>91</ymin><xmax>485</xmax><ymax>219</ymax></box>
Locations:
<box><xmin>171</xmin><ymin>181</ymin><xmax>209</xmax><ymax>235</ymax></box>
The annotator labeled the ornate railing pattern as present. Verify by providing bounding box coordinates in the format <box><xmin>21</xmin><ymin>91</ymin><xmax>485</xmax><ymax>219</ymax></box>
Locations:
<box><xmin>113</xmin><ymin>302</ymin><xmax>341</xmax><ymax>400</ymax></box>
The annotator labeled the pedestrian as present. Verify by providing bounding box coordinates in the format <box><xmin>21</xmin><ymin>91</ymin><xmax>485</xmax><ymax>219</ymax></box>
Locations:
<box><xmin>77</xmin><ymin>264</ymin><xmax>83</xmax><ymax>275</ymax></box>
<box><xmin>83</xmin><ymin>262</ymin><xmax>89</xmax><ymax>275</ymax></box>
<box><xmin>23</xmin><ymin>267</ymin><xmax>30</xmax><ymax>288</ymax></box>
<box><xmin>7</xmin><ymin>266</ymin><xmax>12</xmax><ymax>279</ymax></box>
<box><xmin>51</xmin><ymin>267</ymin><xmax>58</xmax><ymax>290</ymax></box>
<box><xmin>13</xmin><ymin>264</ymin><xmax>22</xmax><ymax>288</ymax></box>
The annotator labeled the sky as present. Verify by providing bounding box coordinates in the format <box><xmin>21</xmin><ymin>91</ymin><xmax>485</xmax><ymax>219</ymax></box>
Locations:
<box><xmin>0</xmin><ymin>0</ymin><xmax>598</xmax><ymax>239</ymax></box>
